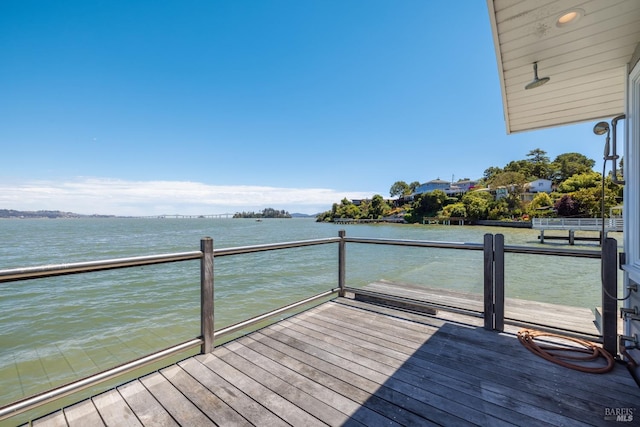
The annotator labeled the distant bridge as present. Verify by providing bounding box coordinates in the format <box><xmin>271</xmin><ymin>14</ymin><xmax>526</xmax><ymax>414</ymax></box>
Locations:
<box><xmin>137</xmin><ymin>213</ymin><xmax>235</xmax><ymax>219</ymax></box>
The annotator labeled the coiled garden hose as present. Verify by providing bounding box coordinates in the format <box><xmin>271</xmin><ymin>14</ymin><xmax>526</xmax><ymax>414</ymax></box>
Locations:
<box><xmin>518</xmin><ymin>329</ymin><xmax>614</xmax><ymax>374</ymax></box>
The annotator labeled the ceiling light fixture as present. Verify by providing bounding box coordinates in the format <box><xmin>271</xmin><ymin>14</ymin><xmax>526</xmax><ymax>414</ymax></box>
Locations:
<box><xmin>556</xmin><ymin>9</ymin><xmax>584</xmax><ymax>27</ymax></box>
<box><xmin>524</xmin><ymin>62</ymin><xmax>550</xmax><ymax>90</ymax></box>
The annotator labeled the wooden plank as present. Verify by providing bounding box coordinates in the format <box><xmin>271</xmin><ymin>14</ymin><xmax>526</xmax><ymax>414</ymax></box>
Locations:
<box><xmin>326</xmin><ymin>300</ymin><xmax>640</xmax><ymax>401</ymax></box>
<box><xmin>26</xmin><ymin>296</ymin><xmax>640</xmax><ymax>427</ymax></box>
<box><xmin>197</xmin><ymin>352</ymin><xmax>326</xmax><ymax>427</ymax></box>
<box><xmin>279</xmin><ymin>304</ymin><xmax>633</xmax><ymax>426</ymax></box>
<box><xmin>92</xmin><ymin>389</ymin><xmax>142</xmax><ymax>427</ymax></box>
<box><xmin>365</xmin><ymin>281</ymin><xmax>484</xmax><ymax>308</ymax></box>
<box><xmin>178</xmin><ymin>357</ymin><xmax>289</xmax><ymax>427</ymax></box>
<box><xmin>159</xmin><ymin>364</ymin><xmax>250</xmax><ymax>427</ymax></box>
<box><xmin>239</xmin><ymin>333</ymin><xmax>443</xmax><ymax>427</ymax></box>
<box><xmin>363</xmin><ymin>281</ymin><xmax>599</xmax><ymax>335</ymax></box>
<box><xmin>63</xmin><ymin>399</ymin><xmax>104</xmax><ymax>427</ymax></box>
<box><xmin>271</xmin><ymin>320</ymin><xmax>489</xmax><ymax>426</ymax></box>
<box><xmin>294</xmin><ymin>313</ymin><xmax>558</xmax><ymax>426</ymax></box>
<box><xmin>217</xmin><ymin>343</ymin><xmax>364</xmax><ymax>426</ymax></box>
<box><xmin>247</xmin><ymin>329</ymin><xmax>460</xmax><ymax>427</ymax></box>
<box><xmin>253</xmin><ymin>328</ymin><xmax>528</xmax><ymax>425</ymax></box>
<box><xmin>335</xmin><ymin>297</ymin><xmax>485</xmax><ymax>328</ymax></box>
<box><xmin>292</xmin><ymin>312</ymin><xmax>564</xmax><ymax>427</ymax></box>
<box><xmin>30</xmin><ymin>411</ymin><xmax>68</xmax><ymax>427</ymax></box>
<box><xmin>138</xmin><ymin>371</ymin><xmax>214</xmax><ymax>426</ymax></box>
<box><xmin>314</xmin><ymin>308</ymin><xmax>616</xmax><ymax>422</ymax></box>
<box><xmin>118</xmin><ymin>379</ymin><xmax>179</xmax><ymax>426</ymax></box>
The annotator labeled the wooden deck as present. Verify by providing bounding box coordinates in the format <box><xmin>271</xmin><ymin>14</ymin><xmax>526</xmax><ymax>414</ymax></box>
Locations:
<box><xmin>28</xmin><ymin>296</ymin><xmax>639</xmax><ymax>427</ymax></box>
<box><xmin>360</xmin><ymin>280</ymin><xmax>602</xmax><ymax>337</ymax></box>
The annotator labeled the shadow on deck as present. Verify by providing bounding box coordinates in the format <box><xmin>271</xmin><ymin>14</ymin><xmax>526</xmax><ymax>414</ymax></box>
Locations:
<box><xmin>30</xmin><ymin>296</ymin><xmax>639</xmax><ymax>427</ymax></box>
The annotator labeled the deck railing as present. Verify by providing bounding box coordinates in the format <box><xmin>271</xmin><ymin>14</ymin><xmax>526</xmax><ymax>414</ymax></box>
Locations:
<box><xmin>0</xmin><ymin>232</ymin><xmax>617</xmax><ymax>421</ymax></box>
<box><xmin>532</xmin><ymin>217</ymin><xmax>624</xmax><ymax>231</ymax></box>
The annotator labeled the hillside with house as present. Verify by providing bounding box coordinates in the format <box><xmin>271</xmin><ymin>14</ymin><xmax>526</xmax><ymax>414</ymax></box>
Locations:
<box><xmin>317</xmin><ymin>149</ymin><xmax>622</xmax><ymax>223</ymax></box>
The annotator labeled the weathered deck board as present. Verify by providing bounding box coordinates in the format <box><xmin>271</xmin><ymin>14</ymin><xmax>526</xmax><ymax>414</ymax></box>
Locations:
<box><xmin>117</xmin><ymin>379</ymin><xmax>178</xmax><ymax>426</ymax></box>
<box><xmin>361</xmin><ymin>280</ymin><xmax>601</xmax><ymax>335</ymax></box>
<box><xmin>178</xmin><ymin>357</ymin><xmax>289</xmax><ymax>427</ymax></box>
<box><xmin>159</xmin><ymin>364</ymin><xmax>250</xmax><ymax>427</ymax></box>
<box><xmin>282</xmin><ymin>312</ymin><xmax>586</xmax><ymax>426</ymax></box>
<box><xmin>28</xmin><ymin>296</ymin><xmax>639</xmax><ymax>427</ymax></box>
<box><xmin>91</xmin><ymin>389</ymin><xmax>142</xmax><ymax>427</ymax></box>
<box><xmin>63</xmin><ymin>399</ymin><xmax>103</xmax><ymax>427</ymax></box>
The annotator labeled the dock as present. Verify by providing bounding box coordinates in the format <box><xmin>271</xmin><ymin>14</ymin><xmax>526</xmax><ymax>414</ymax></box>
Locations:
<box><xmin>532</xmin><ymin>218</ymin><xmax>623</xmax><ymax>245</ymax></box>
<box><xmin>29</xmin><ymin>289</ymin><xmax>638</xmax><ymax>426</ymax></box>
<box><xmin>360</xmin><ymin>280</ymin><xmax>601</xmax><ymax>337</ymax></box>
<box><xmin>422</xmin><ymin>216</ymin><xmax>466</xmax><ymax>225</ymax></box>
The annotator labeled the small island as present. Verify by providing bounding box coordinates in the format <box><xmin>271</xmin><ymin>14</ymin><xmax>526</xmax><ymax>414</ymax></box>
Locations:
<box><xmin>233</xmin><ymin>208</ymin><xmax>292</xmax><ymax>219</ymax></box>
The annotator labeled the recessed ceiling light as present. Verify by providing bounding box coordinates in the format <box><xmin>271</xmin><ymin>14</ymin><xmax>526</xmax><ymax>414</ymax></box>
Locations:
<box><xmin>556</xmin><ymin>9</ymin><xmax>583</xmax><ymax>27</ymax></box>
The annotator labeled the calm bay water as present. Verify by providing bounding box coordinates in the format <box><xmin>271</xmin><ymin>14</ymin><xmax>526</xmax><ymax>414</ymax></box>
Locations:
<box><xmin>0</xmin><ymin>217</ymin><xmax>614</xmax><ymax>408</ymax></box>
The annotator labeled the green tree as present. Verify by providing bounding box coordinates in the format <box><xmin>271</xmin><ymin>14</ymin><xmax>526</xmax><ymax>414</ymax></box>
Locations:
<box><xmin>557</xmin><ymin>171</ymin><xmax>601</xmax><ymax>193</ymax></box>
<box><xmin>334</xmin><ymin>198</ymin><xmax>361</xmax><ymax>219</ymax></box>
<box><xmin>410</xmin><ymin>189</ymin><xmax>447</xmax><ymax>221</ymax></box>
<box><xmin>409</xmin><ymin>181</ymin><xmax>421</xmax><ymax>193</ymax></box>
<box><xmin>487</xmin><ymin>199</ymin><xmax>510</xmax><ymax>220</ymax></box>
<box><xmin>572</xmin><ymin>185</ymin><xmax>619</xmax><ymax>217</ymax></box>
<box><xmin>527</xmin><ymin>192</ymin><xmax>554</xmax><ymax>217</ymax></box>
<box><xmin>482</xmin><ymin>166</ymin><xmax>503</xmax><ymax>182</ymax></box>
<box><xmin>549</xmin><ymin>152</ymin><xmax>595</xmax><ymax>183</ymax></box>
<box><xmin>461</xmin><ymin>191</ymin><xmax>493</xmax><ymax>220</ymax></box>
<box><xmin>389</xmin><ymin>181</ymin><xmax>410</xmax><ymax>197</ymax></box>
<box><xmin>369</xmin><ymin>194</ymin><xmax>391</xmax><ymax>219</ymax></box>
<box><xmin>526</xmin><ymin>148</ymin><xmax>551</xmax><ymax>179</ymax></box>
<box><xmin>441</xmin><ymin>202</ymin><xmax>467</xmax><ymax>218</ymax></box>
<box><xmin>503</xmin><ymin>160</ymin><xmax>533</xmax><ymax>179</ymax></box>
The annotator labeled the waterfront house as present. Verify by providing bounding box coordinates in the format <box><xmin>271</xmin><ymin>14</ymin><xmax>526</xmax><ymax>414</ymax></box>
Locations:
<box><xmin>525</xmin><ymin>178</ymin><xmax>552</xmax><ymax>193</ymax></box>
<box><xmin>414</xmin><ymin>178</ymin><xmax>478</xmax><ymax>197</ymax></box>
<box><xmin>413</xmin><ymin>179</ymin><xmax>450</xmax><ymax>195</ymax></box>
<box><xmin>487</xmin><ymin>0</ymin><xmax>640</xmax><ymax>381</ymax></box>
<box><xmin>454</xmin><ymin>179</ymin><xmax>478</xmax><ymax>193</ymax></box>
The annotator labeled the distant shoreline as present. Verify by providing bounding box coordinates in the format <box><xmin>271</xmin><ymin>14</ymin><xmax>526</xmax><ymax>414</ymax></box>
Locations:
<box><xmin>0</xmin><ymin>209</ymin><xmax>116</xmax><ymax>219</ymax></box>
<box><xmin>0</xmin><ymin>209</ymin><xmax>317</xmax><ymax>220</ymax></box>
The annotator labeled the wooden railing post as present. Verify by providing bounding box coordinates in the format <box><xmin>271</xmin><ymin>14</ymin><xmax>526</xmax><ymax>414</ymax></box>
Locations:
<box><xmin>602</xmin><ymin>237</ymin><xmax>618</xmax><ymax>356</ymax></box>
<box><xmin>338</xmin><ymin>230</ymin><xmax>346</xmax><ymax>297</ymax></box>
<box><xmin>483</xmin><ymin>233</ymin><xmax>495</xmax><ymax>330</ymax></box>
<box><xmin>201</xmin><ymin>237</ymin><xmax>214</xmax><ymax>354</ymax></box>
<box><xmin>494</xmin><ymin>234</ymin><xmax>505</xmax><ymax>332</ymax></box>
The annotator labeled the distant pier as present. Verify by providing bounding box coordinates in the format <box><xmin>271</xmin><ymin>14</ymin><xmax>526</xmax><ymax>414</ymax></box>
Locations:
<box><xmin>422</xmin><ymin>216</ymin><xmax>466</xmax><ymax>225</ymax></box>
<box><xmin>532</xmin><ymin>217</ymin><xmax>623</xmax><ymax>245</ymax></box>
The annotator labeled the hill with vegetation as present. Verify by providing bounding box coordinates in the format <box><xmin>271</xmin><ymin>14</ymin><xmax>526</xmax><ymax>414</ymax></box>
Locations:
<box><xmin>317</xmin><ymin>149</ymin><xmax>622</xmax><ymax>223</ymax></box>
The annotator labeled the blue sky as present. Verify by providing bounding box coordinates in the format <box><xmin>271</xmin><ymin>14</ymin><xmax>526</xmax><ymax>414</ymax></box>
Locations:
<box><xmin>0</xmin><ymin>1</ymin><xmax>609</xmax><ymax>215</ymax></box>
